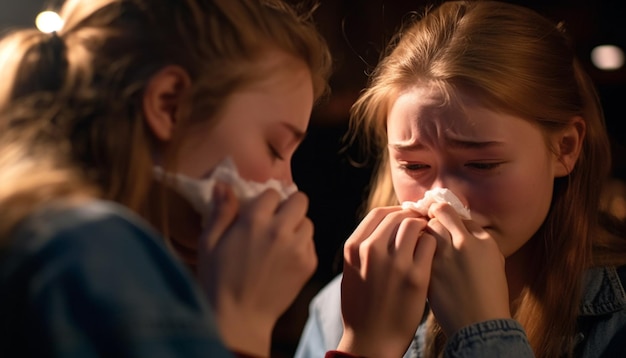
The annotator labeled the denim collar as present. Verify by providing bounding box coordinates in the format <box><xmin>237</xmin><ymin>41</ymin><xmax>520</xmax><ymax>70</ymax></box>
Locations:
<box><xmin>579</xmin><ymin>266</ymin><xmax>626</xmax><ymax>316</ymax></box>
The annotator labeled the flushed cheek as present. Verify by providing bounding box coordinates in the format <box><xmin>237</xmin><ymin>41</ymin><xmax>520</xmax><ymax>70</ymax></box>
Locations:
<box><xmin>391</xmin><ymin>170</ymin><xmax>427</xmax><ymax>203</ymax></box>
<box><xmin>474</xmin><ymin>176</ymin><xmax>553</xmax><ymax>256</ymax></box>
<box><xmin>234</xmin><ymin>157</ymin><xmax>273</xmax><ymax>183</ymax></box>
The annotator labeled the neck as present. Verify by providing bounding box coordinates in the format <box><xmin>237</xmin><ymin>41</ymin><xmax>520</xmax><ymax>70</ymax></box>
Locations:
<box><xmin>144</xmin><ymin>181</ymin><xmax>202</xmax><ymax>273</ymax></box>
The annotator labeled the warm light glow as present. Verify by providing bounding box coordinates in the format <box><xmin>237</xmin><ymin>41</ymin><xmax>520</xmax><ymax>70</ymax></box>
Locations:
<box><xmin>35</xmin><ymin>11</ymin><xmax>63</xmax><ymax>34</ymax></box>
<box><xmin>591</xmin><ymin>45</ymin><xmax>625</xmax><ymax>71</ymax></box>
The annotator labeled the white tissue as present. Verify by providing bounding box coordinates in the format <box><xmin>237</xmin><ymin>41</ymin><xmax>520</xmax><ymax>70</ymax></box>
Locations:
<box><xmin>154</xmin><ymin>157</ymin><xmax>298</xmax><ymax>223</ymax></box>
<box><xmin>401</xmin><ymin>188</ymin><xmax>471</xmax><ymax>220</ymax></box>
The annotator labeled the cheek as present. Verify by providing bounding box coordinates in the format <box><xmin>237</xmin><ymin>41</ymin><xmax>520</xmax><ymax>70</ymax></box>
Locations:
<box><xmin>390</xmin><ymin>167</ymin><xmax>427</xmax><ymax>202</ymax></box>
<box><xmin>199</xmin><ymin>122</ymin><xmax>273</xmax><ymax>182</ymax></box>
<box><xmin>474</xmin><ymin>178</ymin><xmax>550</xmax><ymax>217</ymax></box>
<box><xmin>175</xmin><ymin>130</ymin><xmax>224</xmax><ymax>178</ymax></box>
<box><xmin>472</xmin><ymin>167</ymin><xmax>553</xmax><ymax>216</ymax></box>
<box><xmin>470</xmin><ymin>164</ymin><xmax>554</xmax><ymax>256</ymax></box>
<box><xmin>233</xmin><ymin>156</ymin><xmax>273</xmax><ymax>182</ymax></box>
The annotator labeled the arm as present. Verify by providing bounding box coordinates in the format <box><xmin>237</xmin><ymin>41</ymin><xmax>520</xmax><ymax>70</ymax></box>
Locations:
<box><xmin>424</xmin><ymin>203</ymin><xmax>534</xmax><ymax>357</ymax></box>
<box><xmin>444</xmin><ymin>319</ymin><xmax>534</xmax><ymax>357</ymax></box>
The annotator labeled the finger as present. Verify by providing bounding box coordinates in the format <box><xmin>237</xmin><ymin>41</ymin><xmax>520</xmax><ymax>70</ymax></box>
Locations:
<box><xmin>428</xmin><ymin>202</ymin><xmax>470</xmax><ymax>246</ymax></box>
<box><xmin>348</xmin><ymin>206</ymin><xmax>403</xmax><ymax>245</ymax></box>
<box><xmin>364</xmin><ymin>209</ymin><xmax>422</xmax><ymax>252</ymax></box>
<box><xmin>353</xmin><ymin>210</ymin><xmax>423</xmax><ymax>271</ymax></box>
<box><xmin>343</xmin><ymin>206</ymin><xmax>403</xmax><ymax>267</ymax></box>
<box><xmin>394</xmin><ymin>217</ymin><xmax>428</xmax><ymax>261</ymax></box>
<box><xmin>294</xmin><ymin>218</ymin><xmax>317</xmax><ymax>276</ymax></box>
<box><xmin>426</xmin><ymin>218</ymin><xmax>452</xmax><ymax>249</ymax></box>
<box><xmin>275</xmin><ymin>191</ymin><xmax>309</xmax><ymax>226</ymax></box>
<box><xmin>295</xmin><ymin>215</ymin><xmax>314</xmax><ymax>242</ymax></box>
<box><xmin>242</xmin><ymin>188</ymin><xmax>283</xmax><ymax>217</ymax></box>
<box><xmin>410</xmin><ymin>233</ymin><xmax>437</xmax><ymax>287</ymax></box>
<box><xmin>201</xmin><ymin>181</ymin><xmax>239</xmax><ymax>251</ymax></box>
<box><xmin>413</xmin><ymin>233</ymin><xmax>437</xmax><ymax>264</ymax></box>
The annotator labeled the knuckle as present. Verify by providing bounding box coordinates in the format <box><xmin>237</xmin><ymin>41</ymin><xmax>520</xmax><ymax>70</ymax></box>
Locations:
<box><xmin>369</xmin><ymin>206</ymin><xmax>397</xmax><ymax>218</ymax></box>
<box><xmin>269</xmin><ymin>223</ymin><xmax>290</xmax><ymax>241</ymax></box>
<box><xmin>366</xmin><ymin>207</ymin><xmax>387</xmax><ymax>221</ymax></box>
<box><xmin>403</xmin><ymin>217</ymin><xmax>427</xmax><ymax>231</ymax></box>
<box><xmin>430</xmin><ymin>202</ymin><xmax>447</xmax><ymax>214</ymax></box>
<box><xmin>344</xmin><ymin>238</ymin><xmax>359</xmax><ymax>253</ymax></box>
<box><xmin>359</xmin><ymin>239</ymin><xmax>375</xmax><ymax>257</ymax></box>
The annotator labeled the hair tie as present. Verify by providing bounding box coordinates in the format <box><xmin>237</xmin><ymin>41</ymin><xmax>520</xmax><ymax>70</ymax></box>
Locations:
<box><xmin>46</xmin><ymin>31</ymin><xmax>66</xmax><ymax>56</ymax></box>
<box><xmin>26</xmin><ymin>30</ymin><xmax>69</xmax><ymax>96</ymax></box>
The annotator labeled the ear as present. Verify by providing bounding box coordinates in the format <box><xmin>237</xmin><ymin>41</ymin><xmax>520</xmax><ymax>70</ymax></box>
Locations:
<box><xmin>143</xmin><ymin>65</ymin><xmax>191</xmax><ymax>141</ymax></box>
<box><xmin>553</xmin><ymin>116</ymin><xmax>586</xmax><ymax>178</ymax></box>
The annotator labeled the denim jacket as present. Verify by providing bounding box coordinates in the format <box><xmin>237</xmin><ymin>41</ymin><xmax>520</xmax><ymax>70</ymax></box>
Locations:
<box><xmin>296</xmin><ymin>266</ymin><xmax>626</xmax><ymax>357</ymax></box>
<box><xmin>0</xmin><ymin>200</ymin><xmax>232</xmax><ymax>357</ymax></box>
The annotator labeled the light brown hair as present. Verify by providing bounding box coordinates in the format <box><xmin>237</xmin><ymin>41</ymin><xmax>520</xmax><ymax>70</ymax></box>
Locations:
<box><xmin>348</xmin><ymin>1</ymin><xmax>626</xmax><ymax>356</ymax></box>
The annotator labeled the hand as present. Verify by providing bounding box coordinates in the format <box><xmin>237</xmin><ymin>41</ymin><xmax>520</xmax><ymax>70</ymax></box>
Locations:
<box><xmin>425</xmin><ymin>202</ymin><xmax>510</xmax><ymax>336</ymax></box>
<box><xmin>197</xmin><ymin>183</ymin><xmax>317</xmax><ymax>357</ymax></box>
<box><xmin>337</xmin><ymin>206</ymin><xmax>437</xmax><ymax>358</ymax></box>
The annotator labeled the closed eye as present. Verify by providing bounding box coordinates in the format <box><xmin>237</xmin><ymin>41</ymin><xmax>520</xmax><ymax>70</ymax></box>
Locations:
<box><xmin>267</xmin><ymin>144</ymin><xmax>284</xmax><ymax>161</ymax></box>
<box><xmin>400</xmin><ymin>163</ymin><xmax>430</xmax><ymax>171</ymax></box>
<box><xmin>466</xmin><ymin>162</ymin><xmax>502</xmax><ymax>170</ymax></box>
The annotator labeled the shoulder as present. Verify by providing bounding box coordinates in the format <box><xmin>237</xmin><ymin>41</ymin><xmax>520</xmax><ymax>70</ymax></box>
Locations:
<box><xmin>0</xmin><ymin>198</ymin><xmax>192</xmax><ymax>306</ymax></box>
<box><xmin>3</xmin><ymin>199</ymin><xmax>169</xmax><ymax>276</ymax></box>
<box><xmin>1</xmin><ymin>199</ymin><xmax>199</xmax><ymax>306</ymax></box>
<box><xmin>580</xmin><ymin>265</ymin><xmax>626</xmax><ymax>316</ymax></box>
<box><xmin>10</xmin><ymin>198</ymin><xmax>161</xmax><ymax>249</ymax></box>
<box><xmin>576</xmin><ymin>265</ymin><xmax>626</xmax><ymax>356</ymax></box>
<box><xmin>0</xmin><ymin>199</ymin><xmax>228</xmax><ymax>356</ymax></box>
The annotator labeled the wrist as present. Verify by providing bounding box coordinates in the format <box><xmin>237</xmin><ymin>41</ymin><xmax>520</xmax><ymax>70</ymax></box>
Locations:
<box><xmin>337</xmin><ymin>329</ymin><xmax>405</xmax><ymax>358</ymax></box>
<box><xmin>216</xmin><ymin>310</ymin><xmax>274</xmax><ymax>357</ymax></box>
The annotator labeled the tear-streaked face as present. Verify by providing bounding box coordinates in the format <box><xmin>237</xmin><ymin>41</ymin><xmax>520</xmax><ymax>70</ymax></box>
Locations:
<box><xmin>387</xmin><ymin>85</ymin><xmax>558</xmax><ymax>257</ymax></box>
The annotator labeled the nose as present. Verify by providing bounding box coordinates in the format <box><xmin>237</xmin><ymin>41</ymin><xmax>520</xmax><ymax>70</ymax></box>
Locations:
<box><xmin>430</xmin><ymin>174</ymin><xmax>468</xmax><ymax>208</ymax></box>
<box><xmin>275</xmin><ymin>162</ymin><xmax>294</xmax><ymax>185</ymax></box>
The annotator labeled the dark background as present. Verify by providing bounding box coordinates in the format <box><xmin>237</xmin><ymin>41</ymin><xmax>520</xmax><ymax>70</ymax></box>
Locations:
<box><xmin>1</xmin><ymin>1</ymin><xmax>624</xmax><ymax>357</ymax></box>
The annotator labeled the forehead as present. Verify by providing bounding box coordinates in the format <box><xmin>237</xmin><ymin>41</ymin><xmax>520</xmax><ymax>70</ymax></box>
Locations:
<box><xmin>386</xmin><ymin>86</ymin><xmax>530</xmax><ymax>144</ymax></box>
<box><xmin>223</xmin><ymin>51</ymin><xmax>314</xmax><ymax>129</ymax></box>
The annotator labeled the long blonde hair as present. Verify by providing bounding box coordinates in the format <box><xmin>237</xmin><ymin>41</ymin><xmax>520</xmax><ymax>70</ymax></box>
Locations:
<box><xmin>0</xmin><ymin>0</ymin><xmax>331</xmax><ymax>239</ymax></box>
<box><xmin>348</xmin><ymin>1</ymin><xmax>625</xmax><ymax>356</ymax></box>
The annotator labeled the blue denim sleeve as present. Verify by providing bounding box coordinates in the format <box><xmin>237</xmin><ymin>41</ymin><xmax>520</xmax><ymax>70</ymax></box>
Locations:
<box><xmin>0</xmin><ymin>201</ymin><xmax>232</xmax><ymax>358</ymax></box>
<box><xmin>444</xmin><ymin>319</ymin><xmax>534</xmax><ymax>357</ymax></box>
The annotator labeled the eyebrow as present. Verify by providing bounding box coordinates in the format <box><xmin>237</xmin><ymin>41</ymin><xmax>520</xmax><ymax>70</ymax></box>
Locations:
<box><xmin>390</xmin><ymin>138</ymin><xmax>505</xmax><ymax>151</ymax></box>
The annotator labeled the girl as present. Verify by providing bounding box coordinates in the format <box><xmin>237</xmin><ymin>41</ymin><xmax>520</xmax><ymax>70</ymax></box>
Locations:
<box><xmin>0</xmin><ymin>0</ymin><xmax>332</xmax><ymax>356</ymax></box>
<box><xmin>297</xmin><ymin>1</ymin><xmax>626</xmax><ymax>357</ymax></box>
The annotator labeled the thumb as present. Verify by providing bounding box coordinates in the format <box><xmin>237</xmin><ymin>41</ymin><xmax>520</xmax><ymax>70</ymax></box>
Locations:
<box><xmin>201</xmin><ymin>181</ymin><xmax>239</xmax><ymax>251</ymax></box>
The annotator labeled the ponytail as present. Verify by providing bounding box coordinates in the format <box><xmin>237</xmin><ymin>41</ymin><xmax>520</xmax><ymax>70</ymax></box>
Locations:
<box><xmin>0</xmin><ymin>29</ymin><xmax>68</xmax><ymax>110</ymax></box>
